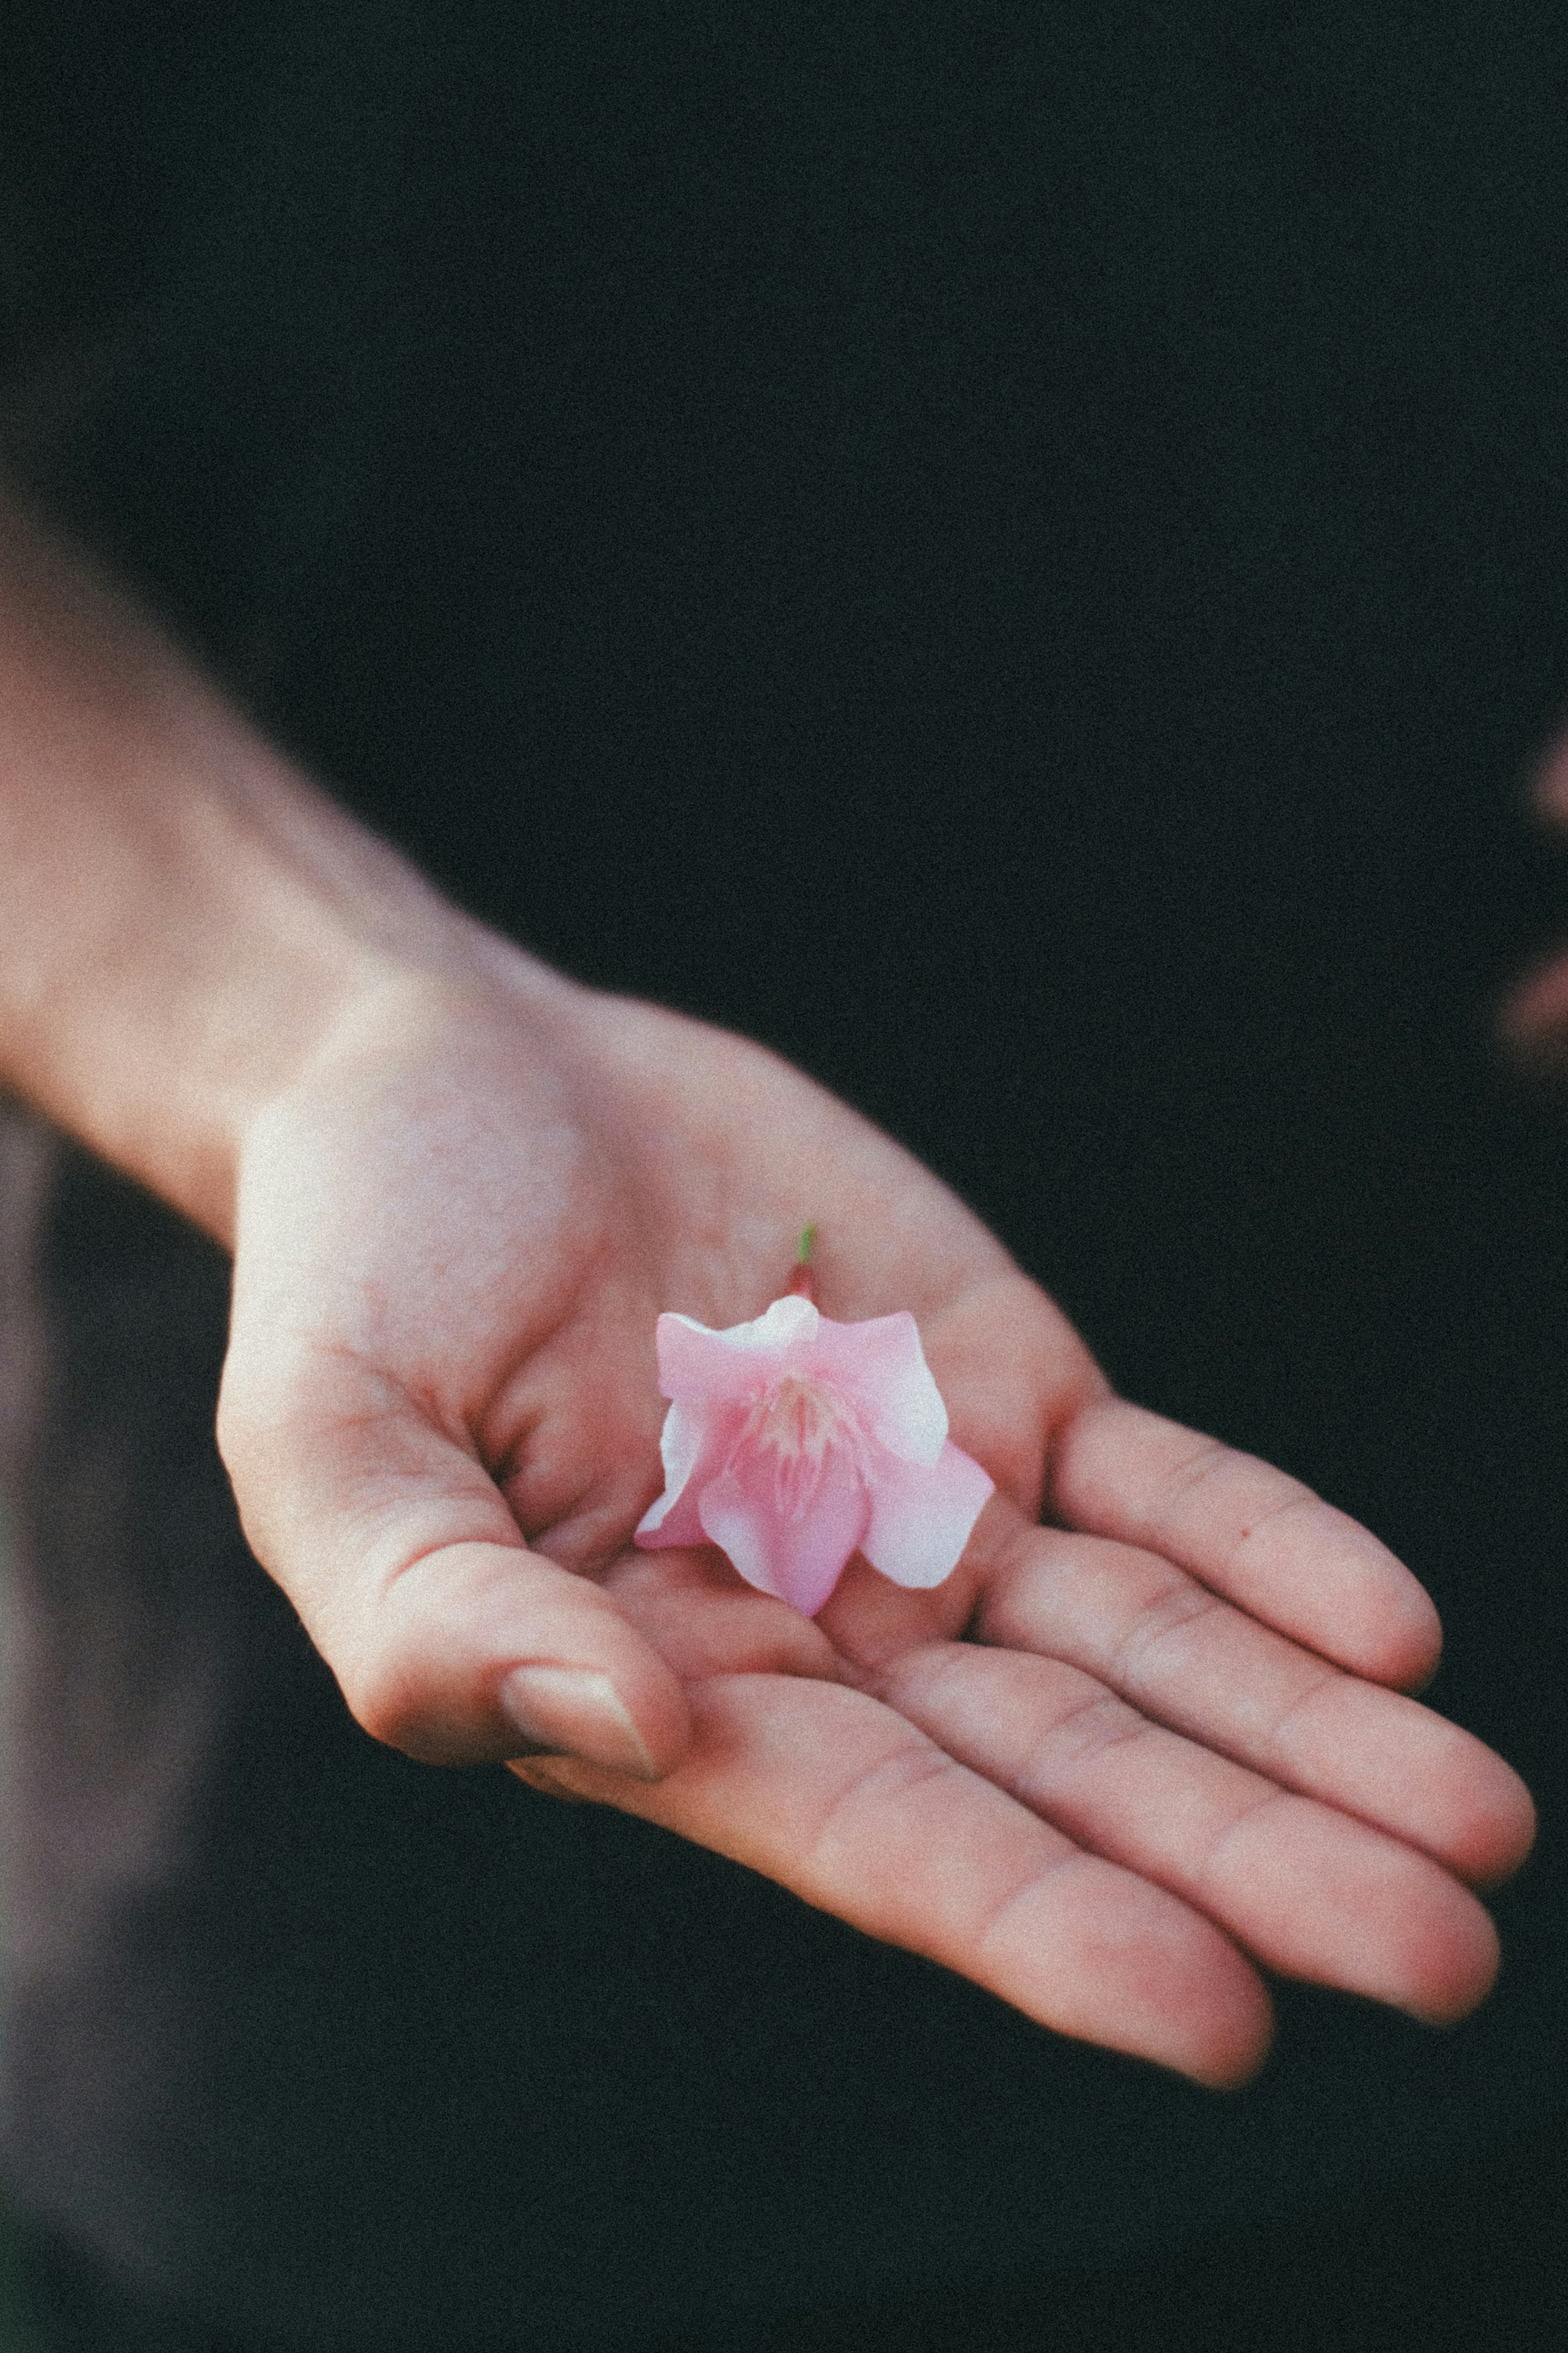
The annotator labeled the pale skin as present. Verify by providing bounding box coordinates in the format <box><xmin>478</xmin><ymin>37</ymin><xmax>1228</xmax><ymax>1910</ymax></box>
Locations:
<box><xmin>0</xmin><ymin>483</ymin><xmax>1536</xmax><ymax>2091</ymax></box>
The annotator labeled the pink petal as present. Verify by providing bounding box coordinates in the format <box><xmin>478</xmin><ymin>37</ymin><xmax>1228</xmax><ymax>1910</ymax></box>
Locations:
<box><xmin>697</xmin><ymin>1440</ymin><xmax>871</xmax><ymax>1616</ymax></box>
<box><xmin>655</xmin><ymin>1296</ymin><xmax>819</xmax><ymax>1399</ymax></box>
<box><xmin>634</xmin><ymin>1402</ymin><xmax>703</xmax><ymax>1540</ymax></box>
<box><xmin>635</xmin><ymin>1402</ymin><xmax>735</xmax><ymax>1548</ymax></box>
<box><xmin>861</xmin><ymin>1441</ymin><xmax>995</xmax><ymax>1589</ymax></box>
<box><xmin>804</xmin><ymin>1310</ymin><xmax>948</xmax><ymax>1465</ymax></box>
<box><xmin>634</xmin><ymin>1488</ymin><xmax>707</xmax><ymax>1549</ymax></box>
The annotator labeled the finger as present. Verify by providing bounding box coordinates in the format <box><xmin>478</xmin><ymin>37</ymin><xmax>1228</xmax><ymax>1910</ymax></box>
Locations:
<box><xmin>876</xmin><ymin>1642</ymin><xmax>1501</xmax><ymax>2024</ymax></box>
<box><xmin>217</xmin><ymin>1354</ymin><xmax>690</xmax><ymax>1772</ymax></box>
<box><xmin>971</xmin><ymin>1509</ymin><xmax>1535</xmax><ymax>1888</ymax></box>
<box><xmin>1531</xmin><ymin>725</ymin><xmax>1568</xmax><ymax>825</ymax></box>
<box><xmin>1498</xmin><ymin>943</ymin><xmax>1568</xmax><ymax>1064</ymax></box>
<box><xmin>1050</xmin><ymin>1397</ymin><xmax>1443</xmax><ymax>1686</ymax></box>
<box><xmin>603</xmin><ymin>1546</ymin><xmax>847</xmax><ymax>1684</ymax></box>
<box><xmin>512</xmin><ymin>1674</ymin><xmax>1274</xmax><ymax>2088</ymax></box>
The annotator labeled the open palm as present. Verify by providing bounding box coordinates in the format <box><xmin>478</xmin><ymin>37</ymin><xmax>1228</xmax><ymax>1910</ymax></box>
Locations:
<box><xmin>216</xmin><ymin>963</ymin><xmax>1534</xmax><ymax>2086</ymax></box>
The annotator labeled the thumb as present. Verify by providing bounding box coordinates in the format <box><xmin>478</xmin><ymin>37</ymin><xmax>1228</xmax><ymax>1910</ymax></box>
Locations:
<box><xmin>216</xmin><ymin>1357</ymin><xmax>690</xmax><ymax>1774</ymax></box>
<box><xmin>327</xmin><ymin>1536</ymin><xmax>692</xmax><ymax>1773</ymax></box>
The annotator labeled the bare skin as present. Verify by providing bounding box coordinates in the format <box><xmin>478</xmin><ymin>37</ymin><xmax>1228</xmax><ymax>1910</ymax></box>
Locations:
<box><xmin>1501</xmin><ymin>728</ymin><xmax>1568</xmax><ymax>1061</ymax></box>
<box><xmin>0</xmin><ymin>484</ymin><xmax>1535</xmax><ymax>2091</ymax></box>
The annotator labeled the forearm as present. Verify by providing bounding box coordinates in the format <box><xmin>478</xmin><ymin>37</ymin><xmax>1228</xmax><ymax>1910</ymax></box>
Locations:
<box><xmin>0</xmin><ymin>484</ymin><xmax>532</xmax><ymax>1240</ymax></box>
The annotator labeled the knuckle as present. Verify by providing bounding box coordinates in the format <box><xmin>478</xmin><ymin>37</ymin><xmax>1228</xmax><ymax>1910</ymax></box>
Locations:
<box><xmin>1110</xmin><ymin>1580</ymin><xmax>1224</xmax><ymax>1688</ymax></box>
<box><xmin>1030</xmin><ymin>1686</ymin><xmax>1147</xmax><ymax>1775</ymax></box>
<box><xmin>339</xmin><ymin>1636</ymin><xmax>452</xmax><ymax>1758</ymax></box>
<box><xmin>1157</xmin><ymin>1437</ymin><xmax>1236</xmax><ymax>1511</ymax></box>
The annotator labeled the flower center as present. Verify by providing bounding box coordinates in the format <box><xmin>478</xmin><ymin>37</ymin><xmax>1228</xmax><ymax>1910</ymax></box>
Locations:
<box><xmin>733</xmin><ymin>1374</ymin><xmax>866</xmax><ymax>1521</ymax></box>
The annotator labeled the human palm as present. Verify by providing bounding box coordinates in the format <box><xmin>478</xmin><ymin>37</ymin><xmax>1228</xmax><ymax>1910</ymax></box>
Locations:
<box><xmin>217</xmin><ymin>965</ymin><xmax>1534</xmax><ymax>2087</ymax></box>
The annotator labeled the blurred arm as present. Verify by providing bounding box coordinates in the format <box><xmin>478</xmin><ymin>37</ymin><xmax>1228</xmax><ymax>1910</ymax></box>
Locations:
<box><xmin>0</xmin><ymin>482</ymin><xmax>507</xmax><ymax>1238</ymax></box>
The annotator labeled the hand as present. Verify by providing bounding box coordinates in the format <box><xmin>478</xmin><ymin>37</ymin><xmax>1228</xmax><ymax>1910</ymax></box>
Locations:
<box><xmin>1502</xmin><ymin>726</ymin><xmax>1568</xmax><ymax>1059</ymax></box>
<box><xmin>216</xmin><ymin>961</ymin><xmax>1535</xmax><ymax>2088</ymax></box>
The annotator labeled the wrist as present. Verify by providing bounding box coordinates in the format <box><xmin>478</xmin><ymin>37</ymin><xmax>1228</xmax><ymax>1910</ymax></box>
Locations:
<box><xmin>173</xmin><ymin>873</ymin><xmax>592</xmax><ymax>1249</ymax></box>
<box><xmin>3</xmin><ymin>738</ymin><xmax>572</xmax><ymax>1246</ymax></box>
<box><xmin>1</xmin><ymin>482</ymin><xmax>581</xmax><ymax>1241</ymax></box>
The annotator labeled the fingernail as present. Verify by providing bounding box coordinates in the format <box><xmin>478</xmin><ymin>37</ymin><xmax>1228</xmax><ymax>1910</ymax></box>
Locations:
<box><xmin>499</xmin><ymin>1665</ymin><xmax>659</xmax><ymax>1780</ymax></box>
<box><xmin>509</xmin><ymin>1758</ymin><xmax>590</xmax><ymax>1804</ymax></box>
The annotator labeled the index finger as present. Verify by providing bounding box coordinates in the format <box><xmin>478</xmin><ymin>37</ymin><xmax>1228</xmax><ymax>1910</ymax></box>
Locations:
<box><xmin>1050</xmin><ymin>1398</ymin><xmax>1443</xmax><ymax>1688</ymax></box>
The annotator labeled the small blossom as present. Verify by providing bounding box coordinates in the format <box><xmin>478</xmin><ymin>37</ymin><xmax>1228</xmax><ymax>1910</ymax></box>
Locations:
<box><xmin>635</xmin><ymin>1294</ymin><xmax>994</xmax><ymax>1615</ymax></box>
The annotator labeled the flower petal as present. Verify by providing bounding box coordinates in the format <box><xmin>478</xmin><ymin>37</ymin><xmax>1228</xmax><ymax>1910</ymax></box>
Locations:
<box><xmin>861</xmin><ymin>1441</ymin><xmax>995</xmax><ymax>1589</ymax></box>
<box><xmin>804</xmin><ymin>1310</ymin><xmax>948</xmax><ymax>1465</ymax></box>
<box><xmin>634</xmin><ymin>1401</ymin><xmax>713</xmax><ymax>1543</ymax></box>
<box><xmin>697</xmin><ymin>1442</ymin><xmax>871</xmax><ymax>1616</ymax></box>
<box><xmin>655</xmin><ymin>1296</ymin><xmax>818</xmax><ymax>1399</ymax></box>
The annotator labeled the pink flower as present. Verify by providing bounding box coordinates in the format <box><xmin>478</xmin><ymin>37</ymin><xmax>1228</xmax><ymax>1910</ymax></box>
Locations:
<box><xmin>634</xmin><ymin>1294</ymin><xmax>995</xmax><ymax>1615</ymax></box>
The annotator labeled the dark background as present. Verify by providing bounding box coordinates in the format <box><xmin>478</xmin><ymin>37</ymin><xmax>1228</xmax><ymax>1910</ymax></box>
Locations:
<box><xmin>4</xmin><ymin>4</ymin><xmax>1568</xmax><ymax>2346</ymax></box>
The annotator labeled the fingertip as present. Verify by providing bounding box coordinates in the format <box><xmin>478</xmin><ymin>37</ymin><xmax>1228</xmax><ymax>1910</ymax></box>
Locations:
<box><xmin>1399</xmin><ymin>1897</ymin><xmax>1501</xmax><ymax>2030</ymax></box>
<box><xmin>1296</xmin><ymin>1529</ymin><xmax>1443</xmax><ymax>1691</ymax></box>
<box><xmin>1408</xmin><ymin>1732</ymin><xmax>1537</xmax><ymax>1891</ymax></box>
<box><xmin>1154</xmin><ymin>1987</ymin><xmax>1276</xmax><ymax>2094</ymax></box>
<box><xmin>1190</xmin><ymin>2008</ymin><xmax>1275</xmax><ymax>2092</ymax></box>
<box><xmin>1530</xmin><ymin>729</ymin><xmax>1568</xmax><ymax>824</ymax></box>
<box><xmin>1376</xmin><ymin>1584</ymin><xmax>1444</xmax><ymax>1694</ymax></box>
<box><xmin>1462</xmin><ymin>1767</ymin><xmax>1537</xmax><ymax>1891</ymax></box>
<box><xmin>994</xmin><ymin>1857</ymin><xmax>1276</xmax><ymax>2091</ymax></box>
<box><xmin>1362</xmin><ymin>1708</ymin><xmax>1537</xmax><ymax>1891</ymax></box>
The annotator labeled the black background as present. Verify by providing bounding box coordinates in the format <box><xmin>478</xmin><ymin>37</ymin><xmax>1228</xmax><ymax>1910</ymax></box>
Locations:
<box><xmin>4</xmin><ymin>4</ymin><xmax>1568</xmax><ymax>2346</ymax></box>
